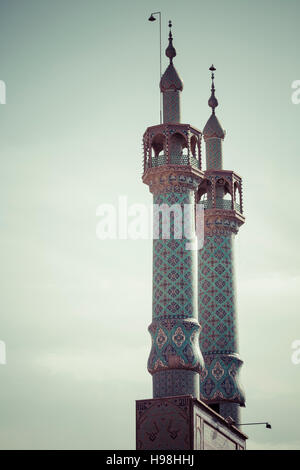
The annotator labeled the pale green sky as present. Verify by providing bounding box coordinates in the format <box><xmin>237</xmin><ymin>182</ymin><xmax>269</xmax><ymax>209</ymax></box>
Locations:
<box><xmin>0</xmin><ymin>0</ymin><xmax>300</xmax><ymax>449</ymax></box>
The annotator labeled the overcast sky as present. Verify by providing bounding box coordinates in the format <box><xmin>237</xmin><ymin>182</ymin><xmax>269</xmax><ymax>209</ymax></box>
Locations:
<box><xmin>0</xmin><ymin>0</ymin><xmax>300</xmax><ymax>449</ymax></box>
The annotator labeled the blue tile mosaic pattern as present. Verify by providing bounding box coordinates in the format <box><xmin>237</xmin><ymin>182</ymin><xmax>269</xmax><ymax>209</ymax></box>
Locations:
<box><xmin>148</xmin><ymin>190</ymin><xmax>204</xmax><ymax>398</ymax></box>
<box><xmin>198</xmin><ymin>234</ymin><xmax>245</xmax><ymax>407</ymax></box>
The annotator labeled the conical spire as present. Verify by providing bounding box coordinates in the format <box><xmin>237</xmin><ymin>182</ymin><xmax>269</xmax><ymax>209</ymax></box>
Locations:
<box><xmin>160</xmin><ymin>21</ymin><xmax>183</xmax><ymax>123</ymax></box>
<box><xmin>203</xmin><ymin>65</ymin><xmax>225</xmax><ymax>140</ymax></box>
<box><xmin>160</xmin><ymin>21</ymin><xmax>183</xmax><ymax>93</ymax></box>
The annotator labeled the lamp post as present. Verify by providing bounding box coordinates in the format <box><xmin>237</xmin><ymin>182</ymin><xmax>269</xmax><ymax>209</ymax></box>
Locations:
<box><xmin>148</xmin><ymin>12</ymin><xmax>162</xmax><ymax>124</ymax></box>
<box><xmin>238</xmin><ymin>422</ymin><xmax>272</xmax><ymax>429</ymax></box>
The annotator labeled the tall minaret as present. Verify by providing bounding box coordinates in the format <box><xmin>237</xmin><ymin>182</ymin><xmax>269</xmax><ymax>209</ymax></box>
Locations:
<box><xmin>197</xmin><ymin>66</ymin><xmax>245</xmax><ymax>424</ymax></box>
<box><xmin>142</xmin><ymin>23</ymin><xmax>204</xmax><ymax>399</ymax></box>
<box><xmin>137</xmin><ymin>42</ymin><xmax>248</xmax><ymax>452</ymax></box>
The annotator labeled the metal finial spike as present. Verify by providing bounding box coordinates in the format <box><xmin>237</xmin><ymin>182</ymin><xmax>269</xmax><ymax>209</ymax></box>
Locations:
<box><xmin>208</xmin><ymin>64</ymin><xmax>218</xmax><ymax>114</ymax></box>
<box><xmin>210</xmin><ymin>64</ymin><xmax>216</xmax><ymax>87</ymax></box>
<box><xmin>209</xmin><ymin>65</ymin><xmax>216</xmax><ymax>84</ymax></box>
<box><xmin>168</xmin><ymin>20</ymin><xmax>173</xmax><ymax>40</ymax></box>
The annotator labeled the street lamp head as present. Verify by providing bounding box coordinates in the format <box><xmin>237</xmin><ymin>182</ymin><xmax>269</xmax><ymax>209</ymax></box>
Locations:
<box><xmin>238</xmin><ymin>421</ymin><xmax>272</xmax><ymax>429</ymax></box>
<box><xmin>148</xmin><ymin>14</ymin><xmax>156</xmax><ymax>22</ymax></box>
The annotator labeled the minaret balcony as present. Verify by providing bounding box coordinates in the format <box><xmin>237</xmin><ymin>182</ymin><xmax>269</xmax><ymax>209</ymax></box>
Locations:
<box><xmin>143</xmin><ymin>123</ymin><xmax>203</xmax><ymax>175</ymax></box>
<box><xmin>149</xmin><ymin>154</ymin><xmax>200</xmax><ymax>169</ymax></box>
<box><xmin>199</xmin><ymin>197</ymin><xmax>241</xmax><ymax>213</ymax></box>
<box><xmin>197</xmin><ymin>170</ymin><xmax>244</xmax><ymax>216</ymax></box>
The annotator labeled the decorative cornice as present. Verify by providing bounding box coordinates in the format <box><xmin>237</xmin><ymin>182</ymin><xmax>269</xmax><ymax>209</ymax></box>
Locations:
<box><xmin>143</xmin><ymin>123</ymin><xmax>202</xmax><ymax>139</ymax></box>
<box><xmin>143</xmin><ymin>165</ymin><xmax>204</xmax><ymax>194</ymax></box>
<box><xmin>203</xmin><ymin>209</ymin><xmax>245</xmax><ymax>236</ymax></box>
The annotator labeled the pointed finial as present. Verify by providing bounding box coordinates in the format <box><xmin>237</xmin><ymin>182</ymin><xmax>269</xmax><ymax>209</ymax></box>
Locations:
<box><xmin>208</xmin><ymin>64</ymin><xmax>218</xmax><ymax>114</ymax></box>
<box><xmin>165</xmin><ymin>20</ymin><xmax>176</xmax><ymax>63</ymax></box>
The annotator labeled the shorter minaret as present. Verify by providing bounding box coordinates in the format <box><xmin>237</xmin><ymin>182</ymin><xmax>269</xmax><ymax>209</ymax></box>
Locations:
<box><xmin>197</xmin><ymin>66</ymin><xmax>245</xmax><ymax>424</ymax></box>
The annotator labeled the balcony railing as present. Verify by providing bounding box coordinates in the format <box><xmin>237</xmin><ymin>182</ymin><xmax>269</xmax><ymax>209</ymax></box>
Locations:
<box><xmin>148</xmin><ymin>154</ymin><xmax>200</xmax><ymax>169</ymax></box>
<box><xmin>151</xmin><ymin>154</ymin><xmax>167</xmax><ymax>167</ymax></box>
<box><xmin>199</xmin><ymin>198</ymin><xmax>241</xmax><ymax>213</ymax></box>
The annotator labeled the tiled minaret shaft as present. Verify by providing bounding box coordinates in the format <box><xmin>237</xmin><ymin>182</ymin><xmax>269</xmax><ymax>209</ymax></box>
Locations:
<box><xmin>197</xmin><ymin>66</ymin><xmax>245</xmax><ymax>423</ymax></box>
<box><xmin>142</xmin><ymin>24</ymin><xmax>204</xmax><ymax>399</ymax></box>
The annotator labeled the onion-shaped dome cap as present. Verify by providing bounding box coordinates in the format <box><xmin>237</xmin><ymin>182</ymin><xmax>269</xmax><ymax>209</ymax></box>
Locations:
<box><xmin>160</xmin><ymin>21</ymin><xmax>183</xmax><ymax>92</ymax></box>
<box><xmin>208</xmin><ymin>93</ymin><xmax>218</xmax><ymax>110</ymax></box>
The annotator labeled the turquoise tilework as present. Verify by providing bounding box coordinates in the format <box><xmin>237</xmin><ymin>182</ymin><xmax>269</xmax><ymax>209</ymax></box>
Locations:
<box><xmin>148</xmin><ymin>190</ymin><xmax>203</xmax><ymax>385</ymax></box>
<box><xmin>198</xmin><ymin>234</ymin><xmax>245</xmax><ymax>405</ymax></box>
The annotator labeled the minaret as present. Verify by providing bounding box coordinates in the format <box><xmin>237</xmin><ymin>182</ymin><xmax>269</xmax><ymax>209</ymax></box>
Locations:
<box><xmin>197</xmin><ymin>66</ymin><xmax>245</xmax><ymax>424</ymax></box>
<box><xmin>136</xmin><ymin>41</ymin><xmax>248</xmax><ymax>451</ymax></box>
<box><xmin>142</xmin><ymin>22</ymin><xmax>204</xmax><ymax>399</ymax></box>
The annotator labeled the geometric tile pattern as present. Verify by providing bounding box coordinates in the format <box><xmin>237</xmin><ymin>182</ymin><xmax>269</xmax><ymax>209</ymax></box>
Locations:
<box><xmin>198</xmin><ymin>234</ymin><xmax>245</xmax><ymax>406</ymax></box>
<box><xmin>206</xmin><ymin>138</ymin><xmax>223</xmax><ymax>170</ymax></box>
<box><xmin>199</xmin><ymin>235</ymin><xmax>236</xmax><ymax>354</ymax></box>
<box><xmin>152</xmin><ymin>191</ymin><xmax>196</xmax><ymax>321</ymax></box>
<box><xmin>148</xmin><ymin>317</ymin><xmax>202</xmax><ymax>374</ymax></box>
<box><xmin>152</xmin><ymin>370</ymin><xmax>199</xmax><ymax>398</ymax></box>
<box><xmin>148</xmin><ymin>190</ymin><xmax>204</xmax><ymax>393</ymax></box>
<box><xmin>163</xmin><ymin>91</ymin><xmax>180</xmax><ymax>123</ymax></box>
<box><xmin>200</xmin><ymin>354</ymin><xmax>245</xmax><ymax>405</ymax></box>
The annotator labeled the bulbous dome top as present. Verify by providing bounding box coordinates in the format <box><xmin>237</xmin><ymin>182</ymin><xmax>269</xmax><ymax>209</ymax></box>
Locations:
<box><xmin>208</xmin><ymin>93</ymin><xmax>218</xmax><ymax>110</ymax></box>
